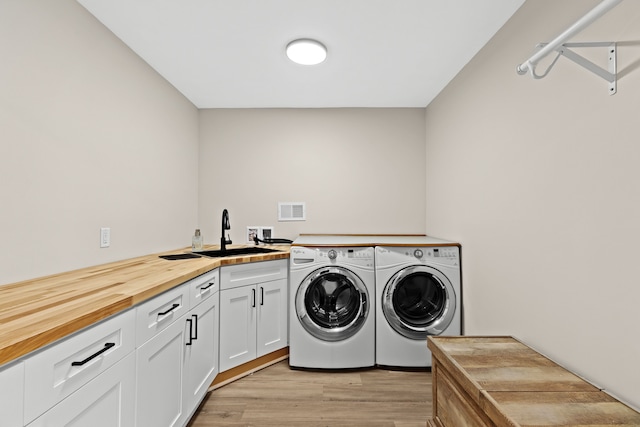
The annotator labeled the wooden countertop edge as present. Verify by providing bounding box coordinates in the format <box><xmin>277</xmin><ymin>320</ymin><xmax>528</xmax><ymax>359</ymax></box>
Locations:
<box><xmin>0</xmin><ymin>293</ymin><xmax>132</xmax><ymax>366</ymax></box>
<box><xmin>0</xmin><ymin>245</ymin><xmax>290</xmax><ymax>366</ymax></box>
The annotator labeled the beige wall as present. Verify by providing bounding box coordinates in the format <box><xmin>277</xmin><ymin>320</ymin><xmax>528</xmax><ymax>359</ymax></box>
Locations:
<box><xmin>198</xmin><ymin>108</ymin><xmax>426</xmax><ymax>244</ymax></box>
<box><xmin>5</xmin><ymin>0</ymin><xmax>639</xmax><ymax>411</ymax></box>
<box><xmin>424</xmin><ymin>0</ymin><xmax>640</xmax><ymax>409</ymax></box>
<box><xmin>0</xmin><ymin>0</ymin><xmax>199</xmax><ymax>285</ymax></box>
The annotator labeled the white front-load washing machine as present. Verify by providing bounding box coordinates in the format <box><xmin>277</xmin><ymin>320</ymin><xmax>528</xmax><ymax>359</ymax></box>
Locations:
<box><xmin>375</xmin><ymin>245</ymin><xmax>461</xmax><ymax>367</ymax></box>
<box><xmin>289</xmin><ymin>246</ymin><xmax>375</xmax><ymax>369</ymax></box>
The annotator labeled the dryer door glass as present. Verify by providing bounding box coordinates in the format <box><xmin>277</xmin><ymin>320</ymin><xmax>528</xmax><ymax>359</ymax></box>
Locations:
<box><xmin>296</xmin><ymin>266</ymin><xmax>369</xmax><ymax>342</ymax></box>
<box><xmin>382</xmin><ymin>266</ymin><xmax>456</xmax><ymax>340</ymax></box>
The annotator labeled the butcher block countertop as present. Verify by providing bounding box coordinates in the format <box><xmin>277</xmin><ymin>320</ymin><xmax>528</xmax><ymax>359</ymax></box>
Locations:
<box><xmin>427</xmin><ymin>336</ymin><xmax>640</xmax><ymax>426</ymax></box>
<box><xmin>0</xmin><ymin>245</ymin><xmax>289</xmax><ymax>367</ymax></box>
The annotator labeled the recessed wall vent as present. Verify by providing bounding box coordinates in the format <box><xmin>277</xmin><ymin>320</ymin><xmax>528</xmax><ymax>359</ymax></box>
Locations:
<box><xmin>278</xmin><ymin>202</ymin><xmax>306</xmax><ymax>221</ymax></box>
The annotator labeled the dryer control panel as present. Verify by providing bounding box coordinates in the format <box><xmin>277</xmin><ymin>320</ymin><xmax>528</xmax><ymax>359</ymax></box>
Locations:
<box><xmin>397</xmin><ymin>246</ymin><xmax>459</xmax><ymax>265</ymax></box>
<box><xmin>291</xmin><ymin>246</ymin><xmax>375</xmax><ymax>268</ymax></box>
<box><xmin>429</xmin><ymin>247</ymin><xmax>458</xmax><ymax>259</ymax></box>
<box><xmin>320</xmin><ymin>248</ymin><xmax>374</xmax><ymax>260</ymax></box>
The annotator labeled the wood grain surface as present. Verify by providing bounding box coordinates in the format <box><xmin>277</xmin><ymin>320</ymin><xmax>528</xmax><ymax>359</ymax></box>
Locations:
<box><xmin>427</xmin><ymin>336</ymin><xmax>640</xmax><ymax>427</ymax></box>
<box><xmin>190</xmin><ymin>360</ymin><xmax>432</xmax><ymax>427</ymax></box>
<box><xmin>0</xmin><ymin>245</ymin><xmax>289</xmax><ymax>366</ymax></box>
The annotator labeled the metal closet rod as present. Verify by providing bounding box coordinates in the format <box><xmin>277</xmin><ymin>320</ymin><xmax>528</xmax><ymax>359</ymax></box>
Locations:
<box><xmin>516</xmin><ymin>0</ymin><xmax>623</xmax><ymax>76</ymax></box>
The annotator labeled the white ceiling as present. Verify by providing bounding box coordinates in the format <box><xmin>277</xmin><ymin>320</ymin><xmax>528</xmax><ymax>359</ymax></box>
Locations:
<box><xmin>77</xmin><ymin>0</ymin><xmax>525</xmax><ymax>109</ymax></box>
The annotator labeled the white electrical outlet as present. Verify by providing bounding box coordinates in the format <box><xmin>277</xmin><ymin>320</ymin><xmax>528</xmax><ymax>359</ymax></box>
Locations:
<box><xmin>100</xmin><ymin>227</ymin><xmax>110</xmax><ymax>248</ymax></box>
<box><xmin>247</xmin><ymin>226</ymin><xmax>259</xmax><ymax>243</ymax></box>
<box><xmin>260</xmin><ymin>227</ymin><xmax>273</xmax><ymax>240</ymax></box>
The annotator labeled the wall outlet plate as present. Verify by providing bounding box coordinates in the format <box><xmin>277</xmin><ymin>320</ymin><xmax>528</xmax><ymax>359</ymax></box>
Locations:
<box><xmin>247</xmin><ymin>226</ymin><xmax>259</xmax><ymax>243</ymax></box>
<box><xmin>100</xmin><ymin>227</ymin><xmax>110</xmax><ymax>248</ymax></box>
<box><xmin>260</xmin><ymin>226</ymin><xmax>273</xmax><ymax>240</ymax></box>
<box><xmin>246</xmin><ymin>226</ymin><xmax>274</xmax><ymax>243</ymax></box>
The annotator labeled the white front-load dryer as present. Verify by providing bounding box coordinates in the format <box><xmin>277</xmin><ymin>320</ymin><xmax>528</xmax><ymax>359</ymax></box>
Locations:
<box><xmin>375</xmin><ymin>245</ymin><xmax>461</xmax><ymax>367</ymax></box>
<box><xmin>289</xmin><ymin>246</ymin><xmax>375</xmax><ymax>369</ymax></box>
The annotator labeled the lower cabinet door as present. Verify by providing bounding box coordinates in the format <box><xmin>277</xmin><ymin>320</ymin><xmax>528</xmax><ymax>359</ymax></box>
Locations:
<box><xmin>219</xmin><ymin>285</ymin><xmax>257</xmax><ymax>372</ymax></box>
<box><xmin>257</xmin><ymin>278</ymin><xmax>288</xmax><ymax>357</ymax></box>
<box><xmin>136</xmin><ymin>314</ymin><xmax>188</xmax><ymax>427</ymax></box>
<box><xmin>27</xmin><ymin>352</ymin><xmax>135</xmax><ymax>427</ymax></box>
<box><xmin>0</xmin><ymin>362</ymin><xmax>24</xmax><ymax>427</ymax></box>
<box><xmin>184</xmin><ymin>291</ymin><xmax>219</xmax><ymax>417</ymax></box>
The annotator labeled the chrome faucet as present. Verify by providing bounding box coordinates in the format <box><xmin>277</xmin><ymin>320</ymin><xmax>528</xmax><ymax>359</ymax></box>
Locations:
<box><xmin>220</xmin><ymin>209</ymin><xmax>232</xmax><ymax>251</ymax></box>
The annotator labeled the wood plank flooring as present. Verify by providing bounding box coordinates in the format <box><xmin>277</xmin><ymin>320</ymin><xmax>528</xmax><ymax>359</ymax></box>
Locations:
<box><xmin>188</xmin><ymin>360</ymin><xmax>432</xmax><ymax>427</ymax></box>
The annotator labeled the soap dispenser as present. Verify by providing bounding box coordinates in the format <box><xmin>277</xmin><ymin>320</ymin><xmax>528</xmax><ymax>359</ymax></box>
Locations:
<box><xmin>192</xmin><ymin>229</ymin><xmax>203</xmax><ymax>251</ymax></box>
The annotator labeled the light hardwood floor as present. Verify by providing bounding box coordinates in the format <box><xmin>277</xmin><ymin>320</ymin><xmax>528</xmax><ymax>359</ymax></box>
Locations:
<box><xmin>188</xmin><ymin>360</ymin><xmax>433</xmax><ymax>427</ymax></box>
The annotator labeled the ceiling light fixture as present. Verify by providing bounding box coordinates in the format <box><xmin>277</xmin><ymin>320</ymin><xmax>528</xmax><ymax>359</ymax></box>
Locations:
<box><xmin>286</xmin><ymin>39</ymin><xmax>327</xmax><ymax>65</ymax></box>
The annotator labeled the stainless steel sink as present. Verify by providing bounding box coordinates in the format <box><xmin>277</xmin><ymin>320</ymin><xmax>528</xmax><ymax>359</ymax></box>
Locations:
<box><xmin>195</xmin><ymin>247</ymin><xmax>281</xmax><ymax>258</ymax></box>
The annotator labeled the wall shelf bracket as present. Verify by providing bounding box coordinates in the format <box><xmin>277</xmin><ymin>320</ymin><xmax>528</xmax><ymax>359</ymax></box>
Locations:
<box><xmin>541</xmin><ymin>42</ymin><xmax>617</xmax><ymax>95</ymax></box>
<box><xmin>515</xmin><ymin>0</ymin><xmax>622</xmax><ymax>95</ymax></box>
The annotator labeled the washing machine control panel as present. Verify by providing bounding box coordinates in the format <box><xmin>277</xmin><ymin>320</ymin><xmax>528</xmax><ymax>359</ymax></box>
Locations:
<box><xmin>402</xmin><ymin>247</ymin><xmax>459</xmax><ymax>262</ymax></box>
<box><xmin>327</xmin><ymin>248</ymin><xmax>371</xmax><ymax>257</ymax></box>
<box><xmin>318</xmin><ymin>247</ymin><xmax>374</xmax><ymax>263</ymax></box>
<box><xmin>291</xmin><ymin>247</ymin><xmax>374</xmax><ymax>262</ymax></box>
<box><xmin>431</xmin><ymin>247</ymin><xmax>458</xmax><ymax>259</ymax></box>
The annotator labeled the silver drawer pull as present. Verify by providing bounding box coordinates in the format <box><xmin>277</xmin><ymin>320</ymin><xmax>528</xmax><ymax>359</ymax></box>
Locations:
<box><xmin>71</xmin><ymin>342</ymin><xmax>115</xmax><ymax>366</ymax></box>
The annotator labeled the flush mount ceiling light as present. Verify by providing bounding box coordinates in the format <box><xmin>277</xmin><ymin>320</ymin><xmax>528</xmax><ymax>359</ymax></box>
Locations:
<box><xmin>286</xmin><ymin>39</ymin><xmax>327</xmax><ymax>65</ymax></box>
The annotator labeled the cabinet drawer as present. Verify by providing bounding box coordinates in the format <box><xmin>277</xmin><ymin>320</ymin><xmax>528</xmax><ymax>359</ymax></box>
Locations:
<box><xmin>220</xmin><ymin>259</ymin><xmax>288</xmax><ymax>290</ymax></box>
<box><xmin>0</xmin><ymin>361</ymin><xmax>24</xmax><ymax>427</ymax></box>
<box><xmin>28</xmin><ymin>351</ymin><xmax>135</xmax><ymax>427</ymax></box>
<box><xmin>136</xmin><ymin>282</ymin><xmax>190</xmax><ymax>346</ymax></box>
<box><xmin>24</xmin><ymin>308</ymin><xmax>135</xmax><ymax>424</ymax></box>
<box><xmin>189</xmin><ymin>268</ymin><xmax>219</xmax><ymax>308</ymax></box>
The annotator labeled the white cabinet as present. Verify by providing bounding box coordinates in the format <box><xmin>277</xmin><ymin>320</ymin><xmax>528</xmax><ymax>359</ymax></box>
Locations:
<box><xmin>135</xmin><ymin>282</ymin><xmax>190</xmax><ymax>347</ymax></box>
<box><xmin>135</xmin><ymin>268</ymin><xmax>219</xmax><ymax>427</ymax></box>
<box><xmin>219</xmin><ymin>260</ymin><xmax>288</xmax><ymax>372</ymax></box>
<box><xmin>0</xmin><ymin>361</ymin><xmax>24</xmax><ymax>427</ymax></box>
<box><xmin>27</xmin><ymin>352</ymin><xmax>135</xmax><ymax>427</ymax></box>
<box><xmin>23</xmin><ymin>308</ymin><xmax>135</xmax><ymax>425</ymax></box>
<box><xmin>183</xmin><ymin>270</ymin><xmax>219</xmax><ymax>422</ymax></box>
<box><xmin>136</xmin><ymin>311</ymin><xmax>188</xmax><ymax>427</ymax></box>
<box><xmin>256</xmin><ymin>278</ymin><xmax>288</xmax><ymax>357</ymax></box>
<box><xmin>219</xmin><ymin>285</ymin><xmax>256</xmax><ymax>370</ymax></box>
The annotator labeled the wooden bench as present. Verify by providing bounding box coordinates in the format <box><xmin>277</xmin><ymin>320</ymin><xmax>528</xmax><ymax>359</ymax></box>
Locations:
<box><xmin>427</xmin><ymin>336</ymin><xmax>640</xmax><ymax>426</ymax></box>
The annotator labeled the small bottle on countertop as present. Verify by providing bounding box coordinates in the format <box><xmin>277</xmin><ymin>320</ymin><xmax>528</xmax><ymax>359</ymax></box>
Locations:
<box><xmin>192</xmin><ymin>229</ymin><xmax>203</xmax><ymax>251</ymax></box>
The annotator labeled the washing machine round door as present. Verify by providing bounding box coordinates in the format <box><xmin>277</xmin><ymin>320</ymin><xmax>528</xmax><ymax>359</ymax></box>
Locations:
<box><xmin>382</xmin><ymin>265</ymin><xmax>456</xmax><ymax>340</ymax></box>
<box><xmin>296</xmin><ymin>266</ymin><xmax>369</xmax><ymax>342</ymax></box>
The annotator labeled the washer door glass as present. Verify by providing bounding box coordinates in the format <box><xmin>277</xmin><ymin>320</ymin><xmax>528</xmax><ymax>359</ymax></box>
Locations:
<box><xmin>296</xmin><ymin>266</ymin><xmax>369</xmax><ymax>342</ymax></box>
<box><xmin>382</xmin><ymin>265</ymin><xmax>455</xmax><ymax>340</ymax></box>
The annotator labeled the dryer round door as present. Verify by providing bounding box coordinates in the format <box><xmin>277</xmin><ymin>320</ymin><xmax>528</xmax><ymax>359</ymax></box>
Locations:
<box><xmin>382</xmin><ymin>265</ymin><xmax>456</xmax><ymax>340</ymax></box>
<box><xmin>296</xmin><ymin>266</ymin><xmax>369</xmax><ymax>342</ymax></box>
